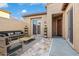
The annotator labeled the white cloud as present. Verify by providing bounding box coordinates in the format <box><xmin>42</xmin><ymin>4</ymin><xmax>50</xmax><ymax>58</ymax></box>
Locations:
<box><xmin>22</xmin><ymin>9</ymin><xmax>27</xmax><ymax>13</ymax></box>
<box><xmin>30</xmin><ymin>3</ymin><xmax>39</xmax><ymax>5</ymax></box>
<box><xmin>18</xmin><ymin>3</ymin><xmax>47</xmax><ymax>6</ymax></box>
<box><xmin>0</xmin><ymin>3</ymin><xmax>8</xmax><ymax>8</ymax></box>
<box><xmin>18</xmin><ymin>3</ymin><xmax>37</xmax><ymax>6</ymax></box>
<box><xmin>29</xmin><ymin>3</ymin><xmax>47</xmax><ymax>6</ymax></box>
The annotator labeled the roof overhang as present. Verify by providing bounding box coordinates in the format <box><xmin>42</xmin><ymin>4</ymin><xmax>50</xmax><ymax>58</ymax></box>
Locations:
<box><xmin>23</xmin><ymin>12</ymin><xmax>47</xmax><ymax>17</ymax></box>
<box><xmin>52</xmin><ymin>13</ymin><xmax>63</xmax><ymax>19</ymax></box>
<box><xmin>62</xmin><ymin>3</ymin><xmax>69</xmax><ymax>11</ymax></box>
<box><xmin>0</xmin><ymin>9</ymin><xmax>11</xmax><ymax>14</ymax></box>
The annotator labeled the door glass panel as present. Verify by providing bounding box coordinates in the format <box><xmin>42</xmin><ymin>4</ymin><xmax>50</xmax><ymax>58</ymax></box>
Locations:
<box><xmin>37</xmin><ymin>20</ymin><xmax>41</xmax><ymax>34</ymax></box>
<box><xmin>68</xmin><ymin>7</ymin><xmax>73</xmax><ymax>44</ymax></box>
<box><xmin>32</xmin><ymin>20</ymin><xmax>37</xmax><ymax>35</ymax></box>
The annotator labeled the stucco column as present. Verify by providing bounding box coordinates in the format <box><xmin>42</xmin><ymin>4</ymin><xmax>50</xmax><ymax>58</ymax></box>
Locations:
<box><xmin>47</xmin><ymin>14</ymin><xmax>52</xmax><ymax>38</ymax></box>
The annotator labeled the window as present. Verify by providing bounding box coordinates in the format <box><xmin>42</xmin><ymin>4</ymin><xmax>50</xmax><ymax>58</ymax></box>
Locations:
<box><xmin>68</xmin><ymin>7</ymin><xmax>73</xmax><ymax>44</ymax></box>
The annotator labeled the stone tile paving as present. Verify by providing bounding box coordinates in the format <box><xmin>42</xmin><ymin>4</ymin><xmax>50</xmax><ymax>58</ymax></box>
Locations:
<box><xmin>21</xmin><ymin>37</ymin><xmax>79</xmax><ymax>56</ymax></box>
<box><xmin>21</xmin><ymin>38</ymin><xmax>52</xmax><ymax>56</ymax></box>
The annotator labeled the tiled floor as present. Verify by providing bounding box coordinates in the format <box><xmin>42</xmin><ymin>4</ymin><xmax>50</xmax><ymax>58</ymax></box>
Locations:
<box><xmin>21</xmin><ymin>37</ymin><xmax>52</xmax><ymax>56</ymax></box>
<box><xmin>49</xmin><ymin>37</ymin><xmax>79</xmax><ymax>56</ymax></box>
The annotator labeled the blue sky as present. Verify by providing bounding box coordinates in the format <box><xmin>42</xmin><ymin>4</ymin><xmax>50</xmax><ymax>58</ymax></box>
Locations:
<box><xmin>0</xmin><ymin>3</ymin><xmax>46</xmax><ymax>21</ymax></box>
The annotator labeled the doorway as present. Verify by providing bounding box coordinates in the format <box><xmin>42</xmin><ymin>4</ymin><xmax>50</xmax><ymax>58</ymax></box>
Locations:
<box><xmin>32</xmin><ymin>19</ymin><xmax>41</xmax><ymax>35</ymax></box>
<box><xmin>57</xmin><ymin>19</ymin><xmax>62</xmax><ymax>36</ymax></box>
<box><xmin>52</xmin><ymin>13</ymin><xmax>62</xmax><ymax>37</ymax></box>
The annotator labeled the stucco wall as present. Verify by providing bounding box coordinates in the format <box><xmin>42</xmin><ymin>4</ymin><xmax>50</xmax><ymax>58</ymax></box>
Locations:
<box><xmin>23</xmin><ymin>14</ymin><xmax>47</xmax><ymax>36</ymax></box>
<box><xmin>73</xmin><ymin>4</ymin><xmax>79</xmax><ymax>52</ymax></box>
<box><xmin>0</xmin><ymin>11</ymin><xmax>10</xmax><ymax>19</ymax></box>
<box><xmin>0</xmin><ymin>17</ymin><xmax>26</xmax><ymax>32</ymax></box>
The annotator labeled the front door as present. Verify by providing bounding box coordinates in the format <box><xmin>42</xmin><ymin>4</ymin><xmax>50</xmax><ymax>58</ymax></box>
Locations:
<box><xmin>32</xmin><ymin>20</ymin><xmax>37</xmax><ymax>35</ymax></box>
<box><xmin>37</xmin><ymin>20</ymin><xmax>41</xmax><ymax>34</ymax></box>
<box><xmin>57</xmin><ymin>19</ymin><xmax>62</xmax><ymax>36</ymax></box>
<box><xmin>32</xmin><ymin>19</ymin><xmax>41</xmax><ymax>35</ymax></box>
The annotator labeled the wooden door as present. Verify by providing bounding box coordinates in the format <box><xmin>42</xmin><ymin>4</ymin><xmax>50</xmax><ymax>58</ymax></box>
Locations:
<box><xmin>57</xmin><ymin>19</ymin><xmax>62</xmax><ymax>36</ymax></box>
<box><xmin>52</xmin><ymin>20</ymin><xmax>57</xmax><ymax>36</ymax></box>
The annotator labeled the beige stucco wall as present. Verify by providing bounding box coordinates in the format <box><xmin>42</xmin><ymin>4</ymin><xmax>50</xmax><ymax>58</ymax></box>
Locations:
<box><xmin>0</xmin><ymin>11</ymin><xmax>10</xmax><ymax>19</ymax></box>
<box><xmin>73</xmin><ymin>4</ymin><xmax>79</xmax><ymax>52</ymax></box>
<box><xmin>46</xmin><ymin>3</ymin><xmax>63</xmax><ymax>37</ymax></box>
<box><xmin>23</xmin><ymin>14</ymin><xmax>47</xmax><ymax>36</ymax></box>
<box><xmin>0</xmin><ymin>17</ymin><xmax>26</xmax><ymax>32</ymax></box>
